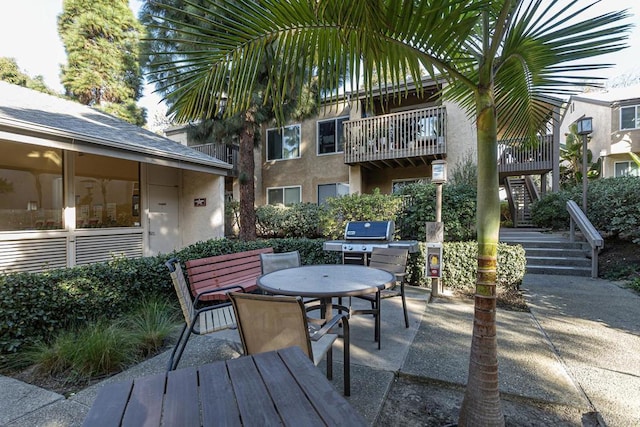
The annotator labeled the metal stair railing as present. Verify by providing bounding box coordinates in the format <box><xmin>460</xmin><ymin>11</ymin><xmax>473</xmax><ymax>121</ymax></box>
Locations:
<box><xmin>566</xmin><ymin>200</ymin><xmax>604</xmax><ymax>278</ymax></box>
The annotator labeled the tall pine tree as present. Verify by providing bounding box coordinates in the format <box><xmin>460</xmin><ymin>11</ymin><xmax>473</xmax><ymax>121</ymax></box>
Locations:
<box><xmin>58</xmin><ymin>0</ymin><xmax>146</xmax><ymax>125</ymax></box>
<box><xmin>140</xmin><ymin>0</ymin><xmax>317</xmax><ymax>240</ymax></box>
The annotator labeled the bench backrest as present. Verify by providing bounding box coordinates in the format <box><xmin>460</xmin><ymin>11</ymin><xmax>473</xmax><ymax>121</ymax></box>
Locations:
<box><xmin>185</xmin><ymin>247</ymin><xmax>274</xmax><ymax>296</ymax></box>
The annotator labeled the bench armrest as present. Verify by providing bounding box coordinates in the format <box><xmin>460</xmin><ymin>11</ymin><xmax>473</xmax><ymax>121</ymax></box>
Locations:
<box><xmin>193</xmin><ymin>284</ymin><xmax>246</xmax><ymax>306</ymax></box>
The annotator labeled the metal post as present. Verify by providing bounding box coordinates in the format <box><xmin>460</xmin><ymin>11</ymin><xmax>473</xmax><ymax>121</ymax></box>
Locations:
<box><xmin>582</xmin><ymin>133</ymin><xmax>588</xmax><ymax>214</ymax></box>
<box><xmin>435</xmin><ymin>183</ymin><xmax>443</xmax><ymax>222</ymax></box>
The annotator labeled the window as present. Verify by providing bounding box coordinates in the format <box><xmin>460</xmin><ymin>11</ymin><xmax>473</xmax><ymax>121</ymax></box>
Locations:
<box><xmin>267</xmin><ymin>124</ymin><xmax>301</xmax><ymax>160</ymax></box>
<box><xmin>75</xmin><ymin>153</ymin><xmax>140</xmax><ymax>228</ymax></box>
<box><xmin>620</xmin><ymin>105</ymin><xmax>640</xmax><ymax>130</ymax></box>
<box><xmin>0</xmin><ymin>141</ymin><xmax>63</xmax><ymax>231</ymax></box>
<box><xmin>318</xmin><ymin>183</ymin><xmax>349</xmax><ymax>205</ymax></box>
<box><xmin>614</xmin><ymin>161</ymin><xmax>639</xmax><ymax>177</ymax></box>
<box><xmin>267</xmin><ymin>186</ymin><xmax>301</xmax><ymax>206</ymax></box>
<box><xmin>317</xmin><ymin>117</ymin><xmax>348</xmax><ymax>154</ymax></box>
<box><xmin>392</xmin><ymin>179</ymin><xmax>425</xmax><ymax>194</ymax></box>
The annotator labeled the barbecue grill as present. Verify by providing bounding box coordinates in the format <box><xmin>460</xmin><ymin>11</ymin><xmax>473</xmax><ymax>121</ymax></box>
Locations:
<box><xmin>322</xmin><ymin>220</ymin><xmax>419</xmax><ymax>265</ymax></box>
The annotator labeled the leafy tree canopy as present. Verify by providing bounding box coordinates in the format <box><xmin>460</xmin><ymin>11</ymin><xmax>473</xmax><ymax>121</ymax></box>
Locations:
<box><xmin>58</xmin><ymin>0</ymin><xmax>146</xmax><ymax>125</ymax></box>
<box><xmin>0</xmin><ymin>57</ymin><xmax>57</xmax><ymax>95</ymax></box>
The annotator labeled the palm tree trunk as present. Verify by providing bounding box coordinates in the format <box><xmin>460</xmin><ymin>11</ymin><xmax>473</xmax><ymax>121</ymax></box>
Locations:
<box><xmin>238</xmin><ymin>111</ymin><xmax>257</xmax><ymax>241</ymax></box>
<box><xmin>458</xmin><ymin>86</ymin><xmax>504</xmax><ymax>426</ymax></box>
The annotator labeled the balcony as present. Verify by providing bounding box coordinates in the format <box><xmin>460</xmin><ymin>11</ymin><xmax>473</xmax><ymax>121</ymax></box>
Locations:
<box><xmin>190</xmin><ymin>143</ymin><xmax>239</xmax><ymax>176</ymax></box>
<box><xmin>344</xmin><ymin>107</ymin><xmax>446</xmax><ymax>168</ymax></box>
<box><xmin>498</xmin><ymin>134</ymin><xmax>555</xmax><ymax>180</ymax></box>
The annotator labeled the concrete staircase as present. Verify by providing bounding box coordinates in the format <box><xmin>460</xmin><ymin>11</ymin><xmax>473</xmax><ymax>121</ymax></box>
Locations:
<box><xmin>500</xmin><ymin>228</ymin><xmax>592</xmax><ymax>276</ymax></box>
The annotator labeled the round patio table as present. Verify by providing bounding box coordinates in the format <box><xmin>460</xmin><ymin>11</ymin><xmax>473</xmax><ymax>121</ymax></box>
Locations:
<box><xmin>257</xmin><ymin>264</ymin><xmax>395</xmax><ymax>347</ymax></box>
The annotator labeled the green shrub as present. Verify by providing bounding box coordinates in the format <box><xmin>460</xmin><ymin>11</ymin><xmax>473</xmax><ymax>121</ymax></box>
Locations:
<box><xmin>441</xmin><ymin>242</ymin><xmax>526</xmax><ymax>291</ymax></box>
<box><xmin>0</xmin><ymin>234</ymin><xmax>525</xmax><ymax>357</ymax></box>
<box><xmin>0</xmin><ymin>237</ymin><xmax>342</xmax><ymax>355</ymax></box>
<box><xmin>532</xmin><ymin>177</ymin><xmax>640</xmax><ymax>243</ymax></box>
<box><xmin>396</xmin><ymin>182</ymin><xmax>477</xmax><ymax>241</ymax></box>
<box><xmin>0</xmin><ymin>256</ymin><xmax>174</xmax><ymax>355</ymax></box>
<box><xmin>25</xmin><ymin>321</ymin><xmax>138</xmax><ymax>381</ymax></box>
<box><xmin>531</xmin><ymin>190</ymin><xmax>575</xmax><ymax>229</ymax></box>
<box><xmin>256</xmin><ymin>203</ymin><xmax>324</xmax><ymax>238</ymax></box>
<box><xmin>588</xmin><ymin>177</ymin><xmax>640</xmax><ymax>242</ymax></box>
<box><xmin>123</xmin><ymin>296</ymin><xmax>180</xmax><ymax>357</ymax></box>
<box><xmin>320</xmin><ymin>189</ymin><xmax>403</xmax><ymax>239</ymax></box>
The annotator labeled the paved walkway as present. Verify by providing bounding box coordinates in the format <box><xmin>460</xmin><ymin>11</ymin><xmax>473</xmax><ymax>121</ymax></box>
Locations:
<box><xmin>1</xmin><ymin>274</ymin><xmax>638</xmax><ymax>426</ymax></box>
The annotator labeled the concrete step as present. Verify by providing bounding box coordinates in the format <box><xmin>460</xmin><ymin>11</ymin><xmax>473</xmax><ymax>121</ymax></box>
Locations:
<box><xmin>525</xmin><ymin>247</ymin><xmax>586</xmax><ymax>258</ymax></box>
<box><xmin>527</xmin><ymin>264</ymin><xmax>592</xmax><ymax>276</ymax></box>
<box><xmin>510</xmin><ymin>241</ymin><xmax>587</xmax><ymax>250</ymax></box>
<box><xmin>500</xmin><ymin>228</ymin><xmax>593</xmax><ymax>277</ymax></box>
<box><xmin>527</xmin><ymin>255</ymin><xmax>592</xmax><ymax>268</ymax></box>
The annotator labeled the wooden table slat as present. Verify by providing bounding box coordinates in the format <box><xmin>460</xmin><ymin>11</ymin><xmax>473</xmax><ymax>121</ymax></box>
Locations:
<box><xmin>252</xmin><ymin>350</ymin><xmax>325</xmax><ymax>427</ymax></box>
<box><xmin>199</xmin><ymin>361</ymin><xmax>242</xmax><ymax>427</ymax></box>
<box><xmin>84</xmin><ymin>348</ymin><xmax>365</xmax><ymax>427</ymax></box>
<box><xmin>82</xmin><ymin>380</ymin><xmax>133</xmax><ymax>427</ymax></box>
<box><xmin>226</xmin><ymin>355</ymin><xmax>283</xmax><ymax>425</ymax></box>
<box><xmin>121</xmin><ymin>373</ymin><xmax>165</xmax><ymax>427</ymax></box>
<box><xmin>279</xmin><ymin>347</ymin><xmax>367</xmax><ymax>426</ymax></box>
<box><xmin>164</xmin><ymin>367</ymin><xmax>200</xmax><ymax>426</ymax></box>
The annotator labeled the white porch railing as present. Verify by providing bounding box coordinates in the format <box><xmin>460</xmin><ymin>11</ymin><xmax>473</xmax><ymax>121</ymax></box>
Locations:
<box><xmin>344</xmin><ymin>106</ymin><xmax>447</xmax><ymax>164</ymax></box>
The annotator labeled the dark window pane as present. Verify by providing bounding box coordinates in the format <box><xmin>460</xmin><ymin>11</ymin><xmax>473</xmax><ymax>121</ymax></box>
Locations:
<box><xmin>318</xmin><ymin>121</ymin><xmax>336</xmax><ymax>154</ymax></box>
<box><xmin>267</xmin><ymin>129</ymin><xmax>283</xmax><ymax>160</ymax></box>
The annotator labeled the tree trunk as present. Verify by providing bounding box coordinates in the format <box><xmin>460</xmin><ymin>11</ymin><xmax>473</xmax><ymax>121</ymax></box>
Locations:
<box><xmin>458</xmin><ymin>85</ymin><xmax>504</xmax><ymax>426</ymax></box>
<box><xmin>238</xmin><ymin>112</ymin><xmax>256</xmax><ymax>241</ymax></box>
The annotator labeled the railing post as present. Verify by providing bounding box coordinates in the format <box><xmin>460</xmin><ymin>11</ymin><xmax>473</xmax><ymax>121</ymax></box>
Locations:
<box><xmin>569</xmin><ymin>218</ymin><xmax>575</xmax><ymax>242</ymax></box>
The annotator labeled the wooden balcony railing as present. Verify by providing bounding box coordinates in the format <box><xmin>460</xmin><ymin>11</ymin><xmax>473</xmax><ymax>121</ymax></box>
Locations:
<box><xmin>498</xmin><ymin>134</ymin><xmax>554</xmax><ymax>176</ymax></box>
<box><xmin>344</xmin><ymin>106</ymin><xmax>447</xmax><ymax>166</ymax></box>
<box><xmin>191</xmin><ymin>143</ymin><xmax>239</xmax><ymax>176</ymax></box>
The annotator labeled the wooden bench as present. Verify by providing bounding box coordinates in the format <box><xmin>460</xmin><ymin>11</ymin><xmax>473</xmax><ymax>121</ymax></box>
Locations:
<box><xmin>184</xmin><ymin>247</ymin><xmax>274</xmax><ymax>302</ymax></box>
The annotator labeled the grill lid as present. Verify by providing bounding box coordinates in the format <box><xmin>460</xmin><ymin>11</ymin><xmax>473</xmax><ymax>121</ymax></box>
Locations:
<box><xmin>344</xmin><ymin>221</ymin><xmax>394</xmax><ymax>241</ymax></box>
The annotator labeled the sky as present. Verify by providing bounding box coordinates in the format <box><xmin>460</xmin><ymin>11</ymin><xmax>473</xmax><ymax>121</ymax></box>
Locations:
<box><xmin>0</xmin><ymin>0</ymin><xmax>639</xmax><ymax>119</ymax></box>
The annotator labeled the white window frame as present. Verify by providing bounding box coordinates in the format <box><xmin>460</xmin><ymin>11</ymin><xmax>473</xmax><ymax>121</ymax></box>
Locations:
<box><xmin>266</xmin><ymin>185</ymin><xmax>302</xmax><ymax>206</ymax></box>
<box><xmin>266</xmin><ymin>124</ymin><xmax>301</xmax><ymax>161</ymax></box>
<box><xmin>613</xmin><ymin>161</ymin><xmax>639</xmax><ymax>177</ymax></box>
<box><xmin>620</xmin><ymin>105</ymin><xmax>640</xmax><ymax>130</ymax></box>
<box><xmin>317</xmin><ymin>183</ymin><xmax>349</xmax><ymax>205</ymax></box>
<box><xmin>317</xmin><ymin>116</ymin><xmax>349</xmax><ymax>155</ymax></box>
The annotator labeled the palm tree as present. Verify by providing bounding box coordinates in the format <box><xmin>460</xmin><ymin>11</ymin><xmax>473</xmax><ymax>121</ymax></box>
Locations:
<box><xmin>147</xmin><ymin>1</ymin><xmax>631</xmax><ymax>424</ymax></box>
<box><xmin>560</xmin><ymin>123</ymin><xmax>599</xmax><ymax>188</ymax></box>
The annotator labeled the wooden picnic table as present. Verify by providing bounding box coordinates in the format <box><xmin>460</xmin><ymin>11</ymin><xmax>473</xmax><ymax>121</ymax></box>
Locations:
<box><xmin>82</xmin><ymin>346</ymin><xmax>367</xmax><ymax>426</ymax></box>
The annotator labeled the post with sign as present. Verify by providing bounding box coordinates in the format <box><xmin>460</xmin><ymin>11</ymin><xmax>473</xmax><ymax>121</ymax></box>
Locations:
<box><xmin>427</xmin><ymin>159</ymin><xmax>447</xmax><ymax>298</ymax></box>
<box><xmin>425</xmin><ymin>221</ymin><xmax>444</xmax><ymax>297</ymax></box>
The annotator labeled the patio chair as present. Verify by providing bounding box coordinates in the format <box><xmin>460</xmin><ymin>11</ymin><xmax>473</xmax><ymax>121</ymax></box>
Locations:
<box><xmin>260</xmin><ymin>250</ymin><xmax>322</xmax><ymax>308</ymax></box>
<box><xmin>165</xmin><ymin>257</ymin><xmax>244</xmax><ymax>371</ymax></box>
<box><xmin>228</xmin><ymin>291</ymin><xmax>351</xmax><ymax>396</ymax></box>
<box><xmin>350</xmin><ymin>247</ymin><xmax>409</xmax><ymax>348</ymax></box>
<box><xmin>260</xmin><ymin>250</ymin><xmax>301</xmax><ymax>274</ymax></box>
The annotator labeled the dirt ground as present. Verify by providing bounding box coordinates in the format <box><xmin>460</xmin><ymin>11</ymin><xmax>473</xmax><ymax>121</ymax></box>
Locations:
<box><xmin>597</xmin><ymin>237</ymin><xmax>640</xmax><ymax>281</ymax></box>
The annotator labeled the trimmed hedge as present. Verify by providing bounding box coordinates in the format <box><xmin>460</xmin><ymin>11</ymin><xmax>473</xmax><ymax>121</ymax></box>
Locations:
<box><xmin>441</xmin><ymin>242</ymin><xmax>526</xmax><ymax>291</ymax></box>
<box><xmin>1</xmin><ymin>237</ymin><xmax>524</xmax><ymax>355</ymax></box>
